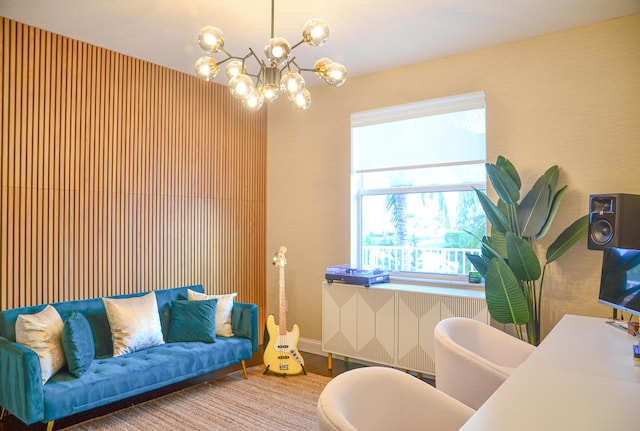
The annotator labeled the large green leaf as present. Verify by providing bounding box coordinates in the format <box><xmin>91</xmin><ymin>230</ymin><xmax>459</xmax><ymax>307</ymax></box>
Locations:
<box><xmin>467</xmin><ymin>253</ymin><xmax>490</xmax><ymax>278</ymax></box>
<box><xmin>497</xmin><ymin>199</ymin><xmax>510</xmax><ymax>218</ymax></box>
<box><xmin>517</xmin><ymin>177</ymin><xmax>551</xmax><ymax>237</ymax></box>
<box><xmin>488</xmin><ymin>226</ymin><xmax>508</xmax><ymax>259</ymax></box>
<box><xmin>487</xmin><ymin>163</ymin><xmax>520</xmax><ymax>204</ymax></box>
<box><xmin>496</xmin><ymin>156</ymin><xmax>521</xmax><ymax>190</ymax></box>
<box><xmin>506</xmin><ymin>232</ymin><xmax>541</xmax><ymax>281</ymax></box>
<box><xmin>541</xmin><ymin>166</ymin><xmax>559</xmax><ymax>206</ymax></box>
<box><xmin>536</xmin><ymin>185</ymin><xmax>567</xmax><ymax>240</ymax></box>
<box><xmin>485</xmin><ymin>258</ymin><xmax>530</xmax><ymax>325</ymax></box>
<box><xmin>498</xmin><ymin>199</ymin><xmax>519</xmax><ymax>233</ymax></box>
<box><xmin>545</xmin><ymin>214</ymin><xmax>589</xmax><ymax>264</ymax></box>
<box><xmin>474</xmin><ymin>188</ymin><xmax>509</xmax><ymax>232</ymax></box>
<box><xmin>481</xmin><ymin>236</ymin><xmax>503</xmax><ymax>261</ymax></box>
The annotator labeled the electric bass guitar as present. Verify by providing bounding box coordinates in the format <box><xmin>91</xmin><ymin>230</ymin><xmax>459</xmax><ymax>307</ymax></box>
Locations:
<box><xmin>263</xmin><ymin>246</ymin><xmax>306</xmax><ymax>376</ymax></box>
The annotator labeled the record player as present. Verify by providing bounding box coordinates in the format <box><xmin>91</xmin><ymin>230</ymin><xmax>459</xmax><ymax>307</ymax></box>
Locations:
<box><xmin>325</xmin><ymin>264</ymin><xmax>389</xmax><ymax>287</ymax></box>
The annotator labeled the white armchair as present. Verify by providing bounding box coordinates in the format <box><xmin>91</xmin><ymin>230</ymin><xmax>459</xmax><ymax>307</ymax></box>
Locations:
<box><xmin>434</xmin><ymin>317</ymin><xmax>535</xmax><ymax>410</ymax></box>
<box><xmin>317</xmin><ymin>366</ymin><xmax>475</xmax><ymax>431</ymax></box>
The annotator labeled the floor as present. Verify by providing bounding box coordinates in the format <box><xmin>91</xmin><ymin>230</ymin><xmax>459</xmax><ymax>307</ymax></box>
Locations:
<box><xmin>0</xmin><ymin>351</ymin><xmax>434</xmax><ymax>430</ymax></box>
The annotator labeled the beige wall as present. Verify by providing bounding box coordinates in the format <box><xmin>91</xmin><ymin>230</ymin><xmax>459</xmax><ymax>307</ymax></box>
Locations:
<box><xmin>267</xmin><ymin>14</ymin><xmax>640</xmax><ymax>343</ymax></box>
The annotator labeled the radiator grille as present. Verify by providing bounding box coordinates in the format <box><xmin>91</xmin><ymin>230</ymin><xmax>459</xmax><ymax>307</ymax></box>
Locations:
<box><xmin>396</xmin><ymin>291</ymin><xmax>488</xmax><ymax>374</ymax></box>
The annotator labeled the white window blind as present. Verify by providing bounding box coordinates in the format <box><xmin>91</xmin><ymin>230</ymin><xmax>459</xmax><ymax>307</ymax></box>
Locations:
<box><xmin>351</xmin><ymin>91</ymin><xmax>486</xmax><ymax>173</ymax></box>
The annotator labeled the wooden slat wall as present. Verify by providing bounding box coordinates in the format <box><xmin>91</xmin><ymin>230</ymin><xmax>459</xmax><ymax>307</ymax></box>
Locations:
<box><xmin>0</xmin><ymin>18</ymin><xmax>267</xmax><ymax>327</ymax></box>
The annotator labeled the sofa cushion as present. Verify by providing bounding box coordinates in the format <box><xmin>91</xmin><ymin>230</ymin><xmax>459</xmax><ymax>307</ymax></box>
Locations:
<box><xmin>41</xmin><ymin>337</ymin><xmax>254</xmax><ymax>421</ymax></box>
<box><xmin>15</xmin><ymin>305</ymin><xmax>66</xmax><ymax>384</ymax></box>
<box><xmin>168</xmin><ymin>299</ymin><xmax>218</xmax><ymax>343</ymax></box>
<box><xmin>103</xmin><ymin>292</ymin><xmax>165</xmax><ymax>357</ymax></box>
<box><xmin>62</xmin><ymin>312</ymin><xmax>95</xmax><ymax>377</ymax></box>
<box><xmin>188</xmin><ymin>290</ymin><xmax>237</xmax><ymax>337</ymax></box>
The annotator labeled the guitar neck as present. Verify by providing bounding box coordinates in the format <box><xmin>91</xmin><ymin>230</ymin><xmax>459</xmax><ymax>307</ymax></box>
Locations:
<box><xmin>278</xmin><ymin>265</ymin><xmax>287</xmax><ymax>335</ymax></box>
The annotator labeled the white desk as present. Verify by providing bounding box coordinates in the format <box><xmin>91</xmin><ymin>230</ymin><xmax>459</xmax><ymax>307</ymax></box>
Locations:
<box><xmin>460</xmin><ymin>314</ymin><xmax>640</xmax><ymax>431</ymax></box>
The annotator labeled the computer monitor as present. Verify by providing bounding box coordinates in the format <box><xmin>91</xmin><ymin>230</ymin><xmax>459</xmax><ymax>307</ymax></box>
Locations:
<box><xmin>598</xmin><ymin>247</ymin><xmax>640</xmax><ymax>318</ymax></box>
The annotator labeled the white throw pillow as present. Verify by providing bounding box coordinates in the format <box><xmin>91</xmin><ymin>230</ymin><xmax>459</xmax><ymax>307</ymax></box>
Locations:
<box><xmin>188</xmin><ymin>289</ymin><xmax>237</xmax><ymax>337</ymax></box>
<box><xmin>16</xmin><ymin>305</ymin><xmax>66</xmax><ymax>384</ymax></box>
<box><xmin>102</xmin><ymin>292</ymin><xmax>165</xmax><ymax>356</ymax></box>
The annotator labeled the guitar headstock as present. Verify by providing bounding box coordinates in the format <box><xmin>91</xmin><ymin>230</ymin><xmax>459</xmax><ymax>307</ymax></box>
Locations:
<box><xmin>272</xmin><ymin>246</ymin><xmax>287</xmax><ymax>269</ymax></box>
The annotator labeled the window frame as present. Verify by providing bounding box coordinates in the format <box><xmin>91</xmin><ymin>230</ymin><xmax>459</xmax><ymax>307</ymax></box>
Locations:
<box><xmin>350</xmin><ymin>91</ymin><xmax>487</xmax><ymax>285</ymax></box>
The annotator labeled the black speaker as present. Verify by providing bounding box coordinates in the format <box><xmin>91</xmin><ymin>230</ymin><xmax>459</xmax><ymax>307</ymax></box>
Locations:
<box><xmin>588</xmin><ymin>193</ymin><xmax>640</xmax><ymax>250</ymax></box>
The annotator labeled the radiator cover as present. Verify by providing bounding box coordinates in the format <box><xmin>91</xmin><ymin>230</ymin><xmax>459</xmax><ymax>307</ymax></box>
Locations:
<box><xmin>322</xmin><ymin>281</ymin><xmax>488</xmax><ymax>375</ymax></box>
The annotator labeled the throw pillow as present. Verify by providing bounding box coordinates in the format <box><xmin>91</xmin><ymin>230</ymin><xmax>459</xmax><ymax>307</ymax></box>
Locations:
<box><xmin>188</xmin><ymin>289</ymin><xmax>237</xmax><ymax>337</ymax></box>
<box><xmin>168</xmin><ymin>299</ymin><xmax>218</xmax><ymax>343</ymax></box>
<box><xmin>62</xmin><ymin>312</ymin><xmax>96</xmax><ymax>377</ymax></box>
<box><xmin>15</xmin><ymin>305</ymin><xmax>66</xmax><ymax>384</ymax></box>
<box><xmin>102</xmin><ymin>292</ymin><xmax>165</xmax><ymax>356</ymax></box>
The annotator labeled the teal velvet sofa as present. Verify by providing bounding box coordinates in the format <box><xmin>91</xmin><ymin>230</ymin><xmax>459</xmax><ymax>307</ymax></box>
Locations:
<box><xmin>0</xmin><ymin>284</ymin><xmax>259</xmax><ymax>430</ymax></box>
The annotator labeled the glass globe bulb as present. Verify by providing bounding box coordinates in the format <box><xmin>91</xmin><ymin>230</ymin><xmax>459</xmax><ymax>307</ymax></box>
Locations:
<box><xmin>194</xmin><ymin>57</ymin><xmax>219</xmax><ymax>81</ymax></box>
<box><xmin>226</xmin><ymin>60</ymin><xmax>246</xmax><ymax>80</ymax></box>
<box><xmin>261</xmin><ymin>84</ymin><xmax>280</xmax><ymax>103</ymax></box>
<box><xmin>264</xmin><ymin>37</ymin><xmax>291</xmax><ymax>65</ymax></box>
<box><xmin>324</xmin><ymin>62</ymin><xmax>347</xmax><ymax>87</ymax></box>
<box><xmin>243</xmin><ymin>90</ymin><xmax>264</xmax><ymax>111</ymax></box>
<box><xmin>280</xmin><ymin>72</ymin><xmax>305</xmax><ymax>96</ymax></box>
<box><xmin>314</xmin><ymin>57</ymin><xmax>332</xmax><ymax>79</ymax></box>
<box><xmin>228</xmin><ymin>74</ymin><xmax>255</xmax><ymax>100</ymax></box>
<box><xmin>291</xmin><ymin>88</ymin><xmax>312</xmax><ymax>110</ymax></box>
<box><xmin>198</xmin><ymin>26</ymin><xmax>224</xmax><ymax>53</ymax></box>
<box><xmin>302</xmin><ymin>18</ymin><xmax>329</xmax><ymax>47</ymax></box>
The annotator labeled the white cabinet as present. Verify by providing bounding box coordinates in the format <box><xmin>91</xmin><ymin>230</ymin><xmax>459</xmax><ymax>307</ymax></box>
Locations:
<box><xmin>322</xmin><ymin>281</ymin><xmax>488</xmax><ymax>375</ymax></box>
<box><xmin>322</xmin><ymin>281</ymin><xmax>396</xmax><ymax>366</ymax></box>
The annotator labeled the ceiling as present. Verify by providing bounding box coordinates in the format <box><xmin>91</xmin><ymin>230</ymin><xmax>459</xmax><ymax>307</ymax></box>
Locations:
<box><xmin>1</xmin><ymin>0</ymin><xmax>639</xmax><ymax>86</ymax></box>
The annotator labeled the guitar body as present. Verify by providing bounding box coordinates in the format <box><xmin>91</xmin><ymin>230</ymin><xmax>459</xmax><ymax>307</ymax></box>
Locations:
<box><xmin>263</xmin><ymin>314</ymin><xmax>305</xmax><ymax>375</ymax></box>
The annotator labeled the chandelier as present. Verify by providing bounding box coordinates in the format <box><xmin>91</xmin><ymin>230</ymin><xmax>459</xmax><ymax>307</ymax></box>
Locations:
<box><xmin>194</xmin><ymin>0</ymin><xmax>347</xmax><ymax>111</ymax></box>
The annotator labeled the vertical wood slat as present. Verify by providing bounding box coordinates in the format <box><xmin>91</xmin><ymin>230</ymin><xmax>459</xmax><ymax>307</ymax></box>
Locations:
<box><xmin>0</xmin><ymin>17</ymin><xmax>267</xmax><ymax>329</ymax></box>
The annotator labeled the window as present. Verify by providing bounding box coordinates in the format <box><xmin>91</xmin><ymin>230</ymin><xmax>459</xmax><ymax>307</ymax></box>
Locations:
<box><xmin>351</xmin><ymin>92</ymin><xmax>487</xmax><ymax>281</ymax></box>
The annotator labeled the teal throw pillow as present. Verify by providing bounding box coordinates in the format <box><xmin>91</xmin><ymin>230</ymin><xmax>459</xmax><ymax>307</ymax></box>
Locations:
<box><xmin>62</xmin><ymin>312</ymin><xmax>95</xmax><ymax>377</ymax></box>
<box><xmin>168</xmin><ymin>299</ymin><xmax>218</xmax><ymax>343</ymax></box>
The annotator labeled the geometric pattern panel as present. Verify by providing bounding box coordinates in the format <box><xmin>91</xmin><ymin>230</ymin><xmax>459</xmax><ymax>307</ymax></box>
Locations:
<box><xmin>396</xmin><ymin>291</ymin><xmax>441</xmax><ymax>373</ymax></box>
<box><xmin>398</xmin><ymin>344</ymin><xmax>434</xmax><ymax>374</ymax></box>
<box><xmin>396</xmin><ymin>292</ymin><xmax>488</xmax><ymax>374</ymax></box>
<box><xmin>322</xmin><ymin>282</ymin><xmax>358</xmax><ymax>356</ymax></box>
<box><xmin>357</xmin><ymin>289</ymin><xmax>395</xmax><ymax>362</ymax></box>
<box><xmin>359</xmin><ymin>336</ymin><xmax>394</xmax><ymax>365</ymax></box>
<box><xmin>441</xmin><ymin>295</ymin><xmax>489</xmax><ymax>323</ymax></box>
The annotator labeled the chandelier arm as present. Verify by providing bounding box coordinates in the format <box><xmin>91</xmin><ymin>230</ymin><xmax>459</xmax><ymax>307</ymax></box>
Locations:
<box><xmin>220</xmin><ymin>47</ymin><xmax>233</xmax><ymax>57</ymax></box>
<box><xmin>290</xmin><ymin>39</ymin><xmax>305</xmax><ymax>50</ymax></box>
<box><xmin>283</xmin><ymin>59</ymin><xmax>302</xmax><ymax>74</ymax></box>
<box><xmin>279</xmin><ymin>63</ymin><xmax>294</xmax><ymax>74</ymax></box>
<box><xmin>248</xmin><ymin>47</ymin><xmax>263</xmax><ymax>65</ymax></box>
<box><xmin>213</xmin><ymin>48</ymin><xmax>250</xmax><ymax>68</ymax></box>
<box><xmin>288</xmin><ymin>57</ymin><xmax>297</xmax><ymax>67</ymax></box>
<box><xmin>216</xmin><ymin>56</ymin><xmax>234</xmax><ymax>67</ymax></box>
<box><xmin>297</xmin><ymin>67</ymin><xmax>321</xmax><ymax>73</ymax></box>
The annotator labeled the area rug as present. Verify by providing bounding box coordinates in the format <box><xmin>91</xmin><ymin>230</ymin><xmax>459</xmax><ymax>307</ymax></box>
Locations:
<box><xmin>63</xmin><ymin>366</ymin><xmax>331</xmax><ymax>431</ymax></box>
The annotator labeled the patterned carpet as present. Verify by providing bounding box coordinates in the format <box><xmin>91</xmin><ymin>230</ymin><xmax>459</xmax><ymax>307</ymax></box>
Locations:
<box><xmin>63</xmin><ymin>366</ymin><xmax>331</xmax><ymax>431</ymax></box>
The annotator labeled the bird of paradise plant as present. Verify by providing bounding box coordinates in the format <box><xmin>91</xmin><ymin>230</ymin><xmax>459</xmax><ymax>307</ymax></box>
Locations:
<box><xmin>467</xmin><ymin>156</ymin><xmax>588</xmax><ymax>345</ymax></box>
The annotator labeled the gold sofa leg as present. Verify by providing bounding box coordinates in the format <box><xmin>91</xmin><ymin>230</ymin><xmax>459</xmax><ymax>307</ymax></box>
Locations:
<box><xmin>46</xmin><ymin>420</ymin><xmax>55</xmax><ymax>431</ymax></box>
<box><xmin>0</xmin><ymin>407</ymin><xmax>5</xmax><ymax>420</ymax></box>
<box><xmin>241</xmin><ymin>360</ymin><xmax>248</xmax><ymax>379</ymax></box>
